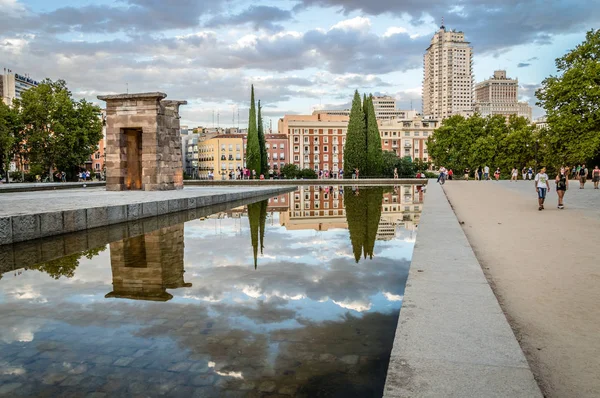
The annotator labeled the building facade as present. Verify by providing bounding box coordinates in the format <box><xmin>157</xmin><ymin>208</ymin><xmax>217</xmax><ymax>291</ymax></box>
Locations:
<box><xmin>197</xmin><ymin>135</ymin><xmax>245</xmax><ymax>179</ymax></box>
<box><xmin>264</xmin><ymin>134</ymin><xmax>288</xmax><ymax>172</ymax></box>
<box><xmin>313</xmin><ymin>96</ymin><xmax>418</xmax><ymax>121</ymax></box>
<box><xmin>378</xmin><ymin>117</ymin><xmax>439</xmax><ymax>162</ymax></box>
<box><xmin>1</xmin><ymin>70</ymin><xmax>39</xmax><ymax>105</ymax></box>
<box><xmin>279</xmin><ymin>114</ymin><xmax>348</xmax><ymax>174</ymax></box>
<box><xmin>423</xmin><ymin>25</ymin><xmax>473</xmax><ymax>119</ymax></box>
<box><xmin>474</xmin><ymin>70</ymin><xmax>532</xmax><ymax>121</ymax></box>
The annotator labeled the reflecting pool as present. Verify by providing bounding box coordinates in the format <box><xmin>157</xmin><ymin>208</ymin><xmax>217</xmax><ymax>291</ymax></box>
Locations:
<box><xmin>0</xmin><ymin>185</ymin><xmax>424</xmax><ymax>397</ymax></box>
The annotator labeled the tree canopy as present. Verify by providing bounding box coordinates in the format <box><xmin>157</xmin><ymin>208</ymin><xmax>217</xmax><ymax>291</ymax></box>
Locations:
<box><xmin>17</xmin><ymin>79</ymin><xmax>103</xmax><ymax>180</ymax></box>
<box><xmin>536</xmin><ymin>29</ymin><xmax>600</xmax><ymax>166</ymax></box>
<box><xmin>427</xmin><ymin>114</ymin><xmax>538</xmax><ymax>174</ymax></box>
<box><xmin>343</xmin><ymin>90</ymin><xmax>367</xmax><ymax>177</ymax></box>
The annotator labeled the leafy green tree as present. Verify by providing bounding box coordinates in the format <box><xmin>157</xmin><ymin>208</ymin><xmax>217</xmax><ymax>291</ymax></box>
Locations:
<box><xmin>257</xmin><ymin>100</ymin><xmax>268</xmax><ymax>175</ymax></box>
<box><xmin>0</xmin><ymin>101</ymin><xmax>23</xmax><ymax>182</ymax></box>
<box><xmin>245</xmin><ymin>85</ymin><xmax>260</xmax><ymax>177</ymax></box>
<box><xmin>536</xmin><ymin>29</ymin><xmax>600</xmax><ymax>165</ymax></box>
<box><xmin>18</xmin><ymin>79</ymin><xmax>102</xmax><ymax>180</ymax></box>
<box><xmin>365</xmin><ymin>95</ymin><xmax>383</xmax><ymax>176</ymax></box>
<box><xmin>299</xmin><ymin>168</ymin><xmax>317</xmax><ymax>179</ymax></box>
<box><xmin>343</xmin><ymin>90</ymin><xmax>367</xmax><ymax>178</ymax></box>
<box><xmin>381</xmin><ymin>151</ymin><xmax>398</xmax><ymax>177</ymax></box>
<box><xmin>280</xmin><ymin>163</ymin><xmax>299</xmax><ymax>179</ymax></box>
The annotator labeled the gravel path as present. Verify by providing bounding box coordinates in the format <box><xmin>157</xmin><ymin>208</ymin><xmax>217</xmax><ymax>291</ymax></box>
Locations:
<box><xmin>443</xmin><ymin>180</ymin><xmax>600</xmax><ymax>398</ymax></box>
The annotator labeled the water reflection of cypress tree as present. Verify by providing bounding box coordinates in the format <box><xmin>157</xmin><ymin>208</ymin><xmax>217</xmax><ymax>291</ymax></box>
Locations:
<box><xmin>247</xmin><ymin>200</ymin><xmax>269</xmax><ymax>269</ymax></box>
<box><xmin>344</xmin><ymin>187</ymin><xmax>384</xmax><ymax>263</ymax></box>
<box><xmin>364</xmin><ymin>187</ymin><xmax>384</xmax><ymax>259</ymax></box>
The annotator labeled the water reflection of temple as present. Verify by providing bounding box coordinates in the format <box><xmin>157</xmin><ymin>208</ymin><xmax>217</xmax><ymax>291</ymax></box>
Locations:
<box><xmin>105</xmin><ymin>224</ymin><xmax>191</xmax><ymax>301</ymax></box>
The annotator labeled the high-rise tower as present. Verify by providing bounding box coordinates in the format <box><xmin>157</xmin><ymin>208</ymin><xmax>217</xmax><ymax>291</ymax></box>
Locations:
<box><xmin>423</xmin><ymin>24</ymin><xmax>473</xmax><ymax>119</ymax></box>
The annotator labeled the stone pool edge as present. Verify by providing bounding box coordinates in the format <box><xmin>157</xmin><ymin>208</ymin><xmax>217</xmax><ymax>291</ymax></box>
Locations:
<box><xmin>0</xmin><ymin>186</ymin><xmax>294</xmax><ymax>246</ymax></box>
<box><xmin>383</xmin><ymin>180</ymin><xmax>542</xmax><ymax>397</ymax></box>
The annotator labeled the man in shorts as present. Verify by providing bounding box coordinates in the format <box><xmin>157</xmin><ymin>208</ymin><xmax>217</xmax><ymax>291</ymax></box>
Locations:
<box><xmin>483</xmin><ymin>165</ymin><xmax>490</xmax><ymax>180</ymax></box>
<box><xmin>579</xmin><ymin>164</ymin><xmax>588</xmax><ymax>188</ymax></box>
<box><xmin>535</xmin><ymin>167</ymin><xmax>550</xmax><ymax>211</ymax></box>
<box><xmin>464</xmin><ymin>167</ymin><xmax>470</xmax><ymax>181</ymax></box>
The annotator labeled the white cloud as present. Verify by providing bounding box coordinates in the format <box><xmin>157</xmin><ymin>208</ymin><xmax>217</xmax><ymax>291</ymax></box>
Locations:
<box><xmin>383</xmin><ymin>292</ymin><xmax>403</xmax><ymax>302</ymax></box>
<box><xmin>330</xmin><ymin>16</ymin><xmax>371</xmax><ymax>32</ymax></box>
<box><xmin>383</xmin><ymin>26</ymin><xmax>407</xmax><ymax>37</ymax></box>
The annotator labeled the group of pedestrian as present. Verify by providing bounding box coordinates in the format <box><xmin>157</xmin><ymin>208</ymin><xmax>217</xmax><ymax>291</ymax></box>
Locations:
<box><xmin>317</xmin><ymin>169</ymin><xmax>342</xmax><ymax>179</ymax></box>
<box><xmin>534</xmin><ymin>164</ymin><xmax>599</xmax><ymax>211</ymax></box>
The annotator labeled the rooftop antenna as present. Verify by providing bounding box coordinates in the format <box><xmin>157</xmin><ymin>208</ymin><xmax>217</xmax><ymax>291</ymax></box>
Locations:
<box><xmin>237</xmin><ymin>107</ymin><xmax>240</xmax><ymax>129</ymax></box>
<box><xmin>126</xmin><ymin>83</ymin><xmax>129</xmax><ymax>94</ymax></box>
<box><xmin>441</xmin><ymin>16</ymin><xmax>445</xmax><ymax>29</ymax></box>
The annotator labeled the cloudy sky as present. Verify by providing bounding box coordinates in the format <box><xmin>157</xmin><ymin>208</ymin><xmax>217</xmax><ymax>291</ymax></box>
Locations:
<box><xmin>1</xmin><ymin>0</ymin><xmax>596</xmax><ymax>128</ymax></box>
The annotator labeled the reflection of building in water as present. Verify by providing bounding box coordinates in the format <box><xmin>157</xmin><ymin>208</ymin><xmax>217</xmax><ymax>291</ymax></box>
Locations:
<box><xmin>106</xmin><ymin>225</ymin><xmax>191</xmax><ymax>301</ymax></box>
<box><xmin>281</xmin><ymin>185</ymin><xmax>424</xmax><ymax>234</ymax></box>
<box><xmin>279</xmin><ymin>186</ymin><xmax>347</xmax><ymax>231</ymax></box>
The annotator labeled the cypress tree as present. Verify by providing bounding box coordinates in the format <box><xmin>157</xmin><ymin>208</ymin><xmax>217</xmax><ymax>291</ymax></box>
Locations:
<box><xmin>343</xmin><ymin>90</ymin><xmax>367</xmax><ymax>178</ymax></box>
<box><xmin>366</xmin><ymin>94</ymin><xmax>384</xmax><ymax>176</ymax></box>
<box><xmin>246</xmin><ymin>85</ymin><xmax>260</xmax><ymax>177</ymax></box>
<box><xmin>257</xmin><ymin>100</ymin><xmax>268</xmax><ymax>175</ymax></box>
<box><xmin>248</xmin><ymin>201</ymin><xmax>261</xmax><ymax>269</ymax></box>
<box><xmin>364</xmin><ymin>187</ymin><xmax>384</xmax><ymax>259</ymax></box>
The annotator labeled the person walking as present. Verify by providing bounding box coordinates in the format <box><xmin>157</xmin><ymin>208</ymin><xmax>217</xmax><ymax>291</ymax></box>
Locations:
<box><xmin>535</xmin><ymin>167</ymin><xmax>550</xmax><ymax>211</ymax></box>
<box><xmin>527</xmin><ymin>166</ymin><xmax>534</xmax><ymax>180</ymax></box>
<box><xmin>511</xmin><ymin>167</ymin><xmax>518</xmax><ymax>181</ymax></box>
<box><xmin>579</xmin><ymin>164</ymin><xmax>587</xmax><ymax>188</ymax></box>
<box><xmin>476</xmin><ymin>166</ymin><xmax>482</xmax><ymax>181</ymax></box>
<box><xmin>555</xmin><ymin>167</ymin><xmax>568</xmax><ymax>209</ymax></box>
<box><xmin>464</xmin><ymin>167</ymin><xmax>470</xmax><ymax>181</ymax></box>
<box><xmin>448</xmin><ymin>169</ymin><xmax>453</xmax><ymax>180</ymax></box>
<box><xmin>521</xmin><ymin>166</ymin><xmax>527</xmax><ymax>180</ymax></box>
<box><xmin>592</xmin><ymin>165</ymin><xmax>600</xmax><ymax>189</ymax></box>
<box><xmin>494</xmin><ymin>167</ymin><xmax>501</xmax><ymax>181</ymax></box>
<box><xmin>437</xmin><ymin>166</ymin><xmax>446</xmax><ymax>183</ymax></box>
<box><xmin>393</xmin><ymin>167</ymin><xmax>398</xmax><ymax>179</ymax></box>
<box><xmin>484</xmin><ymin>165</ymin><xmax>490</xmax><ymax>180</ymax></box>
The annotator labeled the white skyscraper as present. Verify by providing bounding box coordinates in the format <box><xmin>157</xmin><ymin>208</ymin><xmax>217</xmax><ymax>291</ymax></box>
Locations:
<box><xmin>423</xmin><ymin>24</ymin><xmax>474</xmax><ymax>119</ymax></box>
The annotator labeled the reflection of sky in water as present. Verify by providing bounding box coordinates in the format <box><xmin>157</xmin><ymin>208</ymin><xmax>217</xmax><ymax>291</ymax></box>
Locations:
<box><xmin>0</xmin><ymin>189</ymin><xmax>419</xmax><ymax>396</ymax></box>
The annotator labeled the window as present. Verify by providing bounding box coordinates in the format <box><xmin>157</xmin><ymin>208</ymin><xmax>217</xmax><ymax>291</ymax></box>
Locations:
<box><xmin>304</xmin><ymin>137</ymin><xmax>309</xmax><ymax>144</ymax></box>
<box><xmin>323</xmin><ymin>146</ymin><xmax>328</xmax><ymax>152</ymax></box>
<box><xmin>236</xmin><ymin>144</ymin><xmax>241</xmax><ymax>151</ymax></box>
<box><xmin>95</xmin><ymin>163</ymin><xmax>100</xmax><ymax>170</ymax></box>
<box><xmin>229</xmin><ymin>144</ymin><xmax>233</xmax><ymax>151</ymax></box>
<box><xmin>323</xmin><ymin>137</ymin><xmax>328</xmax><ymax>143</ymax></box>
<box><xmin>280</xmin><ymin>152</ymin><xmax>285</xmax><ymax>160</ymax></box>
<box><xmin>294</xmin><ymin>155</ymin><xmax>299</xmax><ymax>161</ymax></box>
<box><xmin>294</xmin><ymin>146</ymin><xmax>299</xmax><ymax>152</ymax></box>
<box><xmin>221</xmin><ymin>145</ymin><xmax>226</xmax><ymax>151</ymax></box>
<box><xmin>95</xmin><ymin>152</ymin><xmax>100</xmax><ymax>159</ymax></box>
<box><xmin>272</xmin><ymin>144</ymin><xmax>277</xmax><ymax>149</ymax></box>
<box><xmin>404</xmin><ymin>132</ymin><xmax>410</xmax><ymax>136</ymax></box>
<box><xmin>294</xmin><ymin>136</ymin><xmax>300</xmax><ymax>143</ymax></box>
<box><xmin>414</xmin><ymin>132</ymin><xmax>420</xmax><ymax>136</ymax></box>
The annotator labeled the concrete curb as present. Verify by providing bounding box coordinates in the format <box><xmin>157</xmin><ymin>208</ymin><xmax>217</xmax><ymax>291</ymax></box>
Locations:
<box><xmin>0</xmin><ymin>192</ymin><xmax>282</xmax><ymax>273</ymax></box>
<box><xmin>0</xmin><ymin>187</ymin><xmax>293</xmax><ymax>246</ymax></box>
<box><xmin>185</xmin><ymin>178</ymin><xmax>427</xmax><ymax>186</ymax></box>
<box><xmin>383</xmin><ymin>180</ymin><xmax>542</xmax><ymax>397</ymax></box>
<box><xmin>0</xmin><ymin>181</ymin><xmax>105</xmax><ymax>193</ymax></box>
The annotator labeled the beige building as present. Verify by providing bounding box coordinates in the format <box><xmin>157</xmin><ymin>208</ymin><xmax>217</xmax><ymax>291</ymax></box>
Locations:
<box><xmin>1</xmin><ymin>70</ymin><xmax>39</xmax><ymax>105</ymax></box>
<box><xmin>378</xmin><ymin>117</ymin><xmax>439</xmax><ymax>162</ymax></box>
<box><xmin>197</xmin><ymin>134</ymin><xmax>244</xmax><ymax>179</ymax></box>
<box><xmin>474</xmin><ymin>70</ymin><xmax>532</xmax><ymax>121</ymax></box>
<box><xmin>423</xmin><ymin>25</ymin><xmax>474</xmax><ymax>119</ymax></box>
<box><xmin>313</xmin><ymin>96</ymin><xmax>418</xmax><ymax>121</ymax></box>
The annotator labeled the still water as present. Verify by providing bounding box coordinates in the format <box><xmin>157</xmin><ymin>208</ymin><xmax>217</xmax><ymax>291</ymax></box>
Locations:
<box><xmin>0</xmin><ymin>185</ymin><xmax>424</xmax><ymax>397</ymax></box>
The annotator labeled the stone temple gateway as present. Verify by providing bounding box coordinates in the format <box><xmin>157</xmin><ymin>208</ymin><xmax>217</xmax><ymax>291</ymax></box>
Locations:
<box><xmin>97</xmin><ymin>92</ymin><xmax>187</xmax><ymax>191</ymax></box>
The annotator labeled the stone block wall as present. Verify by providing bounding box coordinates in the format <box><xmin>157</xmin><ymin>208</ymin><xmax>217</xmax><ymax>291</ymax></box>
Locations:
<box><xmin>98</xmin><ymin>93</ymin><xmax>187</xmax><ymax>191</ymax></box>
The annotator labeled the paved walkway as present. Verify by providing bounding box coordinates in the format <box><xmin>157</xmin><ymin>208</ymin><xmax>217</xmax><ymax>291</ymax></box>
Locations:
<box><xmin>443</xmin><ymin>180</ymin><xmax>600</xmax><ymax>398</ymax></box>
<box><xmin>384</xmin><ymin>181</ymin><xmax>541</xmax><ymax>397</ymax></box>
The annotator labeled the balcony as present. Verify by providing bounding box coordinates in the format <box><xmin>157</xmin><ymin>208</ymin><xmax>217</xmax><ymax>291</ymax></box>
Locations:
<box><xmin>404</xmin><ymin>143</ymin><xmax>412</xmax><ymax>147</ymax></box>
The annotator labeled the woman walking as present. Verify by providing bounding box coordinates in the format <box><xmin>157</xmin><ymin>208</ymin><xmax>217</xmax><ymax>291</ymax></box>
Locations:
<box><xmin>511</xmin><ymin>167</ymin><xmax>518</xmax><ymax>181</ymax></box>
<box><xmin>592</xmin><ymin>166</ymin><xmax>600</xmax><ymax>189</ymax></box>
<box><xmin>477</xmin><ymin>166</ymin><xmax>482</xmax><ymax>181</ymax></box>
<box><xmin>494</xmin><ymin>168</ymin><xmax>501</xmax><ymax>181</ymax></box>
<box><xmin>393</xmin><ymin>167</ymin><xmax>398</xmax><ymax>179</ymax></box>
<box><xmin>555</xmin><ymin>167</ymin><xmax>568</xmax><ymax>209</ymax></box>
